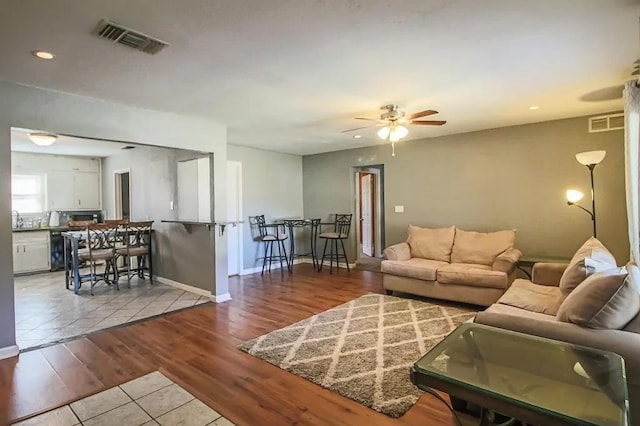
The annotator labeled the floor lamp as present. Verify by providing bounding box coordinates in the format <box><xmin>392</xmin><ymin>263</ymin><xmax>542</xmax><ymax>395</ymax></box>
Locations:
<box><xmin>566</xmin><ymin>150</ymin><xmax>606</xmax><ymax>238</ymax></box>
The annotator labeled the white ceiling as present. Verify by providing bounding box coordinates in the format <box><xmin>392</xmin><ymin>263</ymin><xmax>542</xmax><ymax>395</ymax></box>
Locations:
<box><xmin>11</xmin><ymin>128</ymin><xmax>133</xmax><ymax>157</ymax></box>
<box><xmin>0</xmin><ymin>0</ymin><xmax>637</xmax><ymax>155</ymax></box>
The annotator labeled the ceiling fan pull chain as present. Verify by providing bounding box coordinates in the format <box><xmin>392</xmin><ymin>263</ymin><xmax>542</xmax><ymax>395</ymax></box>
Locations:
<box><xmin>392</xmin><ymin>142</ymin><xmax>396</xmax><ymax>157</ymax></box>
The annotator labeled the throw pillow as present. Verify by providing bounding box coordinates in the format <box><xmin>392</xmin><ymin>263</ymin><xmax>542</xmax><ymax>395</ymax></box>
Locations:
<box><xmin>406</xmin><ymin>225</ymin><xmax>455</xmax><ymax>262</ymax></box>
<box><xmin>559</xmin><ymin>237</ymin><xmax>617</xmax><ymax>295</ymax></box>
<box><xmin>450</xmin><ymin>228</ymin><xmax>515</xmax><ymax>266</ymax></box>
<box><xmin>556</xmin><ymin>264</ymin><xmax>640</xmax><ymax>330</ymax></box>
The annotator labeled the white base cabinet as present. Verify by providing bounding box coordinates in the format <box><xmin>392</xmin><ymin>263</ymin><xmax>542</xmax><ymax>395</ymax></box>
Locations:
<box><xmin>13</xmin><ymin>231</ymin><xmax>51</xmax><ymax>274</ymax></box>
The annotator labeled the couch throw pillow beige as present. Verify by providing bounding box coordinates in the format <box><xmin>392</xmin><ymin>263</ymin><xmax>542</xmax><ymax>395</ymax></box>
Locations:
<box><xmin>450</xmin><ymin>228</ymin><xmax>515</xmax><ymax>266</ymax></box>
<box><xmin>559</xmin><ymin>237</ymin><xmax>617</xmax><ymax>295</ymax></box>
<box><xmin>557</xmin><ymin>264</ymin><xmax>640</xmax><ymax>330</ymax></box>
<box><xmin>406</xmin><ymin>225</ymin><xmax>455</xmax><ymax>262</ymax></box>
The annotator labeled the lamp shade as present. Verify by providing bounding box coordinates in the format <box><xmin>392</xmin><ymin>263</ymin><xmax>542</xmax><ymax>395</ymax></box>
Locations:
<box><xmin>377</xmin><ymin>126</ymin><xmax>390</xmax><ymax>140</ymax></box>
<box><xmin>575</xmin><ymin>150</ymin><xmax>606</xmax><ymax>166</ymax></box>
<box><xmin>566</xmin><ymin>189</ymin><xmax>584</xmax><ymax>203</ymax></box>
<box><xmin>395</xmin><ymin>125</ymin><xmax>409</xmax><ymax>139</ymax></box>
<box><xmin>28</xmin><ymin>133</ymin><xmax>57</xmax><ymax>146</ymax></box>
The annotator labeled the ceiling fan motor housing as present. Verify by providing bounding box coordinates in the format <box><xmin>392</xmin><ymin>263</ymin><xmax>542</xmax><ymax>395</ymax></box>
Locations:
<box><xmin>380</xmin><ymin>105</ymin><xmax>404</xmax><ymax>121</ymax></box>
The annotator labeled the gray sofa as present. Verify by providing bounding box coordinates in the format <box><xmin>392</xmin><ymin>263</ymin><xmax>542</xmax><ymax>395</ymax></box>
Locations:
<box><xmin>474</xmin><ymin>238</ymin><xmax>640</xmax><ymax>420</ymax></box>
<box><xmin>382</xmin><ymin>226</ymin><xmax>522</xmax><ymax>306</ymax></box>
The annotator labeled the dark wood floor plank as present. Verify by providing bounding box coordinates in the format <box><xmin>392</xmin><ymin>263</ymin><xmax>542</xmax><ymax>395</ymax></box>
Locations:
<box><xmin>1</xmin><ymin>265</ymin><xmax>453</xmax><ymax>425</ymax></box>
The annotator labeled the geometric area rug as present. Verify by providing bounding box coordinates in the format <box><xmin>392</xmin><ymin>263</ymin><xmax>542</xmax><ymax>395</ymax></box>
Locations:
<box><xmin>238</xmin><ymin>293</ymin><xmax>477</xmax><ymax>418</ymax></box>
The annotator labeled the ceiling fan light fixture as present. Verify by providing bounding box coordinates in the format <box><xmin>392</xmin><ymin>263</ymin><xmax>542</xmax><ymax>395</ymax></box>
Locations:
<box><xmin>395</xmin><ymin>125</ymin><xmax>408</xmax><ymax>139</ymax></box>
<box><xmin>28</xmin><ymin>132</ymin><xmax>57</xmax><ymax>146</ymax></box>
<box><xmin>377</xmin><ymin>126</ymin><xmax>390</xmax><ymax>140</ymax></box>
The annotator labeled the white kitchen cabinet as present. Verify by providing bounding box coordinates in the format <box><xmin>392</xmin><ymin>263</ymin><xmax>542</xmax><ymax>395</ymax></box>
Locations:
<box><xmin>13</xmin><ymin>231</ymin><xmax>51</xmax><ymax>274</ymax></box>
<box><xmin>74</xmin><ymin>171</ymin><xmax>101</xmax><ymax>210</ymax></box>
<box><xmin>47</xmin><ymin>170</ymin><xmax>76</xmax><ymax>210</ymax></box>
<box><xmin>46</xmin><ymin>170</ymin><xmax>101</xmax><ymax>211</ymax></box>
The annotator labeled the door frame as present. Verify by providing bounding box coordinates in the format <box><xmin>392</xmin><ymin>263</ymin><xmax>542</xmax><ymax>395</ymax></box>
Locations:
<box><xmin>226</xmin><ymin>160</ymin><xmax>243</xmax><ymax>276</ymax></box>
<box><xmin>353</xmin><ymin>165</ymin><xmax>385</xmax><ymax>259</ymax></box>
<box><xmin>113</xmin><ymin>168</ymin><xmax>131</xmax><ymax>220</ymax></box>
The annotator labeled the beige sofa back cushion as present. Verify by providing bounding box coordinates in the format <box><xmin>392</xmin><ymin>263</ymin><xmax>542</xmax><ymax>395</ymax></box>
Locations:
<box><xmin>450</xmin><ymin>228</ymin><xmax>515</xmax><ymax>266</ymax></box>
<box><xmin>407</xmin><ymin>225</ymin><xmax>455</xmax><ymax>262</ymax></box>
<box><xmin>559</xmin><ymin>237</ymin><xmax>617</xmax><ymax>295</ymax></box>
<box><xmin>557</xmin><ymin>264</ymin><xmax>640</xmax><ymax>330</ymax></box>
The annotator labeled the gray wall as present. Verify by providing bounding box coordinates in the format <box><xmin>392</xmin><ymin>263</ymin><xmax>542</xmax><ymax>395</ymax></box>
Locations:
<box><xmin>0</xmin><ymin>80</ymin><xmax>227</xmax><ymax>352</ymax></box>
<box><xmin>303</xmin><ymin>114</ymin><xmax>629</xmax><ymax>264</ymax></box>
<box><xmin>227</xmin><ymin>144</ymin><xmax>303</xmax><ymax>270</ymax></box>
<box><xmin>102</xmin><ymin>146</ymin><xmax>215</xmax><ymax>291</ymax></box>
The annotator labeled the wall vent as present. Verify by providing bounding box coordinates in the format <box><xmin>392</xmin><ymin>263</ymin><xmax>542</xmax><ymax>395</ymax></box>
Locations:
<box><xmin>588</xmin><ymin>113</ymin><xmax>624</xmax><ymax>133</ymax></box>
<box><xmin>92</xmin><ymin>19</ymin><xmax>169</xmax><ymax>55</ymax></box>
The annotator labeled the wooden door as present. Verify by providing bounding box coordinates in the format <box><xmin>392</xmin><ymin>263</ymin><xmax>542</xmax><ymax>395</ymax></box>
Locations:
<box><xmin>359</xmin><ymin>172</ymin><xmax>375</xmax><ymax>257</ymax></box>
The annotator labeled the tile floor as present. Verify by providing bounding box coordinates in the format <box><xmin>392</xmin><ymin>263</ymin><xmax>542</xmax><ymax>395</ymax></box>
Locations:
<box><xmin>12</xmin><ymin>371</ymin><xmax>234</xmax><ymax>426</ymax></box>
<box><xmin>15</xmin><ymin>271</ymin><xmax>210</xmax><ymax>350</ymax></box>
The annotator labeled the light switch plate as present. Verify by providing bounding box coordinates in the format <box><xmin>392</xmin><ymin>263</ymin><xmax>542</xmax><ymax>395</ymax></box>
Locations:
<box><xmin>170</xmin><ymin>201</ymin><xmax>174</xmax><ymax>210</ymax></box>
<box><xmin>395</xmin><ymin>205</ymin><xmax>404</xmax><ymax>213</ymax></box>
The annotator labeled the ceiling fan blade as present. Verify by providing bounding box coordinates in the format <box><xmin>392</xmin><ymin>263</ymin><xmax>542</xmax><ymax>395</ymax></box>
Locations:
<box><xmin>410</xmin><ymin>120</ymin><xmax>447</xmax><ymax>126</ymax></box>
<box><xmin>341</xmin><ymin>126</ymin><xmax>372</xmax><ymax>133</ymax></box>
<box><xmin>354</xmin><ymin>117</ymin><xmax>379</xmax><ymax>121</ymax></box>
<box><xmin>407</xmin><ymin>110</ymin><xmax>438</xmax><ymax>120</ymax></box>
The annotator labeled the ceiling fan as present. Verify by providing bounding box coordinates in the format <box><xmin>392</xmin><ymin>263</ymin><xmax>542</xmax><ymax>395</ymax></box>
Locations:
<box><xmin>342</xmin><ymin>104</ymin><xmax>446</xmax><ymax>156</ymax></box>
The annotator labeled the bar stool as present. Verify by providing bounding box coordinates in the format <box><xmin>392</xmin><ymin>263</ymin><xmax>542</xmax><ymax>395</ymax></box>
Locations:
<box><xmin>256</xmin><ymin>215</ymin><xmax>289</xmax><ymax>275</ymax></box>
<box><xmin>319</xmin><ymin>214</ymin><xmax>352</xmax><ymax>274</ymax></box>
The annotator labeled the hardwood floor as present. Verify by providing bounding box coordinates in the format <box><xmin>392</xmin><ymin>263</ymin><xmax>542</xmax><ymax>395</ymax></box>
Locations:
<box><xmin>0</xmin><ymin>265</ymin><xmax>457</xmax><ymax>425</ymax></box>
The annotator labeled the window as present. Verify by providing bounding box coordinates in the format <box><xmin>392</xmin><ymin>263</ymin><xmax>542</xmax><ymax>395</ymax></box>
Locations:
<box><xmin>12</xmin><ymin>174</ymin><xmax>45</xmax><ymax>213</ymax></box>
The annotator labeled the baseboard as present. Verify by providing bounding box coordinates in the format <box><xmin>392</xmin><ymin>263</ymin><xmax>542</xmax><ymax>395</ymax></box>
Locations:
<box><xmin>154</xmin><ymin>276</ymin><xmax>232</xmax><ymax>303</ymax></box>
<box><xmin>212</xmin><ymin>293</ymin><xmax>231</xmax><ymax>303</ymax></box>
<box><xmin>240</xmin><ymin>258</ymin><xmax>356</xmax><ymax>275</ymax></box>
<box><xmin>0</xmin><ymin>344</ymin><xmax>19</xmax><ymax>359</ymax></box>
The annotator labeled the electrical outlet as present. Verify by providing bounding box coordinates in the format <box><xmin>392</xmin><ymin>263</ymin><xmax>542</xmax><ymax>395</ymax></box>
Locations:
<box><xmin>395</xmin><ymin>205</ymin><xmax>404</xmax><ymax>213</ymax></box>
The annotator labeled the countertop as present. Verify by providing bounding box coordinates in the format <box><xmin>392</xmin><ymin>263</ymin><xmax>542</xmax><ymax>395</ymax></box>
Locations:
<box><xmin>12</xmin><ymin>226</ymin><xmax>73</xmax><ymax>233</ymax></box>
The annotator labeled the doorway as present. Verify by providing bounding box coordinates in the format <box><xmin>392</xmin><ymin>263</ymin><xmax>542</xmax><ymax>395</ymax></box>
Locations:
<box><xmin>226</xmin><ymin>161</ymin><xmax>243</xmax><ymax>276</ymax></box>
<box><xmin>354</xmin><ymin>165</ymin><xmax>385</xmax><ymax>263</ymax></box>
<box><xmin>113</xmin><ymin>169</ymin><xmax>131</xmax><ymax>220</ymax></box>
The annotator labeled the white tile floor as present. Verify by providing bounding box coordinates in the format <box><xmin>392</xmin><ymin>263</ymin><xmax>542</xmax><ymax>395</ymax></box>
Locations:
<box><xmin>15</xmin><ymin>271</ymin><xmax>210</xmax><ymax>350</ymax></box>
<box><xmin>12</xmin><ymin>371</ymin><xmax>235</xmax><ymax>426</ymax></box>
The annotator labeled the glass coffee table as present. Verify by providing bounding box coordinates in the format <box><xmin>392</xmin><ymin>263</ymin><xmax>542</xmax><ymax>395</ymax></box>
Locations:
<box><xmin>411</xmin><ymin>323</ymin><xmax>630</xmax><ymax>426</ymax></box>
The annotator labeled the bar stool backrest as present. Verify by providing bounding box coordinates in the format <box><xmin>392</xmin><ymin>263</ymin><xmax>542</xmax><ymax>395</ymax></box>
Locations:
<box><xmin>334</xmin><ymin>214</ymin><xmax>352</xmax><ymax>238</ymax></box>
<box><xmin>86</xmin><ymin>223</ymin><xmax>118</xmax><ymax>253</ymax></box>
<box><xmin>124</xmin><ymin>221</ymin><xmax>153</xmax><ymax>248</ymax></box>
<box><xmin>255</xmin><ymin>215</ymin><xmax>268</xmax><ymax>238</ymax></box>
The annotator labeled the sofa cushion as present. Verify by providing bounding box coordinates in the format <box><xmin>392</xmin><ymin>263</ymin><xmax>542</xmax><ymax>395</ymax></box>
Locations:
<box><xmin>557</xmin><ymin>264</ymin><xmax>640</xmax><ymax>330</ymax></box>
<box><xmin>406</xmin><ymin>225</ymin><xmax>455</xmax><ymax>262</ymax></box>
<box><xmin>497</xmin><ymin>279</ymin><xmax>565</xmax><ymax>316</ymax></box>
<box><xmin>437</xmin><ymin>263</ymin><xmax>508</xmax><ymax>289</ymax></box>
<box><xmin>481</xmin><ymin>302</ymin><xmax>557</xmax><ymax>323</ymax></box>
<box><xmin>559</xmin><ymin>237</ymin><xmax>617</xmax><ymax>295</ymax></box>
<box><xmin>450</xmin><ymin>228</ymin><xmax>515</xmax><ymax>266</ymax></box>
<box><xmin>380</xmin><ymin>258</ymin><xmax>448</xmax><ymax>281</ymax></box>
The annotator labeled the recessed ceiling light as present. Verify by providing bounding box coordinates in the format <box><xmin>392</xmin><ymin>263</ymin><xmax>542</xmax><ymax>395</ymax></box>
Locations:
<box><xmin>529</xmin><ymin>105</ymin><xmax>539</xmax><ymax>110</ymax></box>
<box><xmin>353</xmin><ymin>135</ymin><xmax>362</xmax><ymax>139</ymax></box>
<box><xmin>32</xmin><ymin>50</ymin><xmax>55</xmax><ymax>60</ymax></box>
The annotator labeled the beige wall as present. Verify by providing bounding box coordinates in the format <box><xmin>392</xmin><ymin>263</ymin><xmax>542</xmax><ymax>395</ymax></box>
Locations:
<box><xmin>303</xmin><ymin>113</ymin><xmax>628</xmax><ymax>263</ymax></box>
<box><xmin>227</xmin><ymin>144</ymin><xmax>304</xmax><ymax>271</ymax></box>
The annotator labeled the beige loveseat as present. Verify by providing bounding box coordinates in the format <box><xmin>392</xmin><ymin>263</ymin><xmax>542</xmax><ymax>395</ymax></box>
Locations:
<box><xmin>382</xmin><ymin>226</ymin><xmax>522</xmax><ymax>306</ymax></box>
<box><xmin>474</xmin><ymin>237</ymin><xmax>640</xmax><ymax>420</ymax></box>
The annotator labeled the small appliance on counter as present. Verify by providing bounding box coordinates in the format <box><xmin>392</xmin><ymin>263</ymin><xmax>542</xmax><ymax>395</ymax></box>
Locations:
<box><xmin>49</xmin><ymin>211</ymin><xmax>60</xmax><ymax>227</ymax></box>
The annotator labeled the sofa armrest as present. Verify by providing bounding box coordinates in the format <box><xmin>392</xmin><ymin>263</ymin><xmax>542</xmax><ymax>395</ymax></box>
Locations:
<box><xmin>492</xmin><ymin>248</ymin><xmax>523</xmax><ymax>273</ymax></box>
<box><xmin>475</xmin><ymin>310</ymin><xmax>640</xmax><ymax>386</ymax></box>
<box><xmin>383</xmin><ymin>242</ymin><xmax>411</xmax><ymax>261</ymax></box>
<box><xmin>532</xmin><ymin>262</ymin><xmax>568</xmax><ymax>287</ymax></box>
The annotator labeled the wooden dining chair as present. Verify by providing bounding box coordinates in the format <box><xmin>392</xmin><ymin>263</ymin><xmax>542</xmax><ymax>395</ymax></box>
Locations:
<box><xmin>78</xmin><ymin>223</ymin><xmax>119</xmax><ymax>295</ymax></box>
<box><xmin>319</xmin><ymin>214</ymin><xmax>352</xmax><ymax>273</ymax></box>
<box><xmin>115</xmin><ymin>221</ymin><xmax>154</xmax><ymax>287</ymax></box>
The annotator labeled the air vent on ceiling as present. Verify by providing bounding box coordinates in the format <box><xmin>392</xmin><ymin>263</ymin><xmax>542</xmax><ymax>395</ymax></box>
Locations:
<box><xmin>92</xmin><ymin>19</ymin><xmax>169</xmax><ymax>55</ymax></box>
<box><xmin>588</xmin><ymin>113</ymin><xmax>624</xmax><ymax>133</ymax></box>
